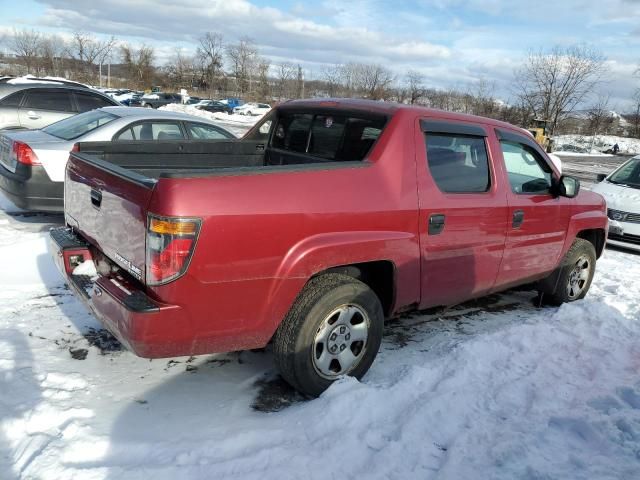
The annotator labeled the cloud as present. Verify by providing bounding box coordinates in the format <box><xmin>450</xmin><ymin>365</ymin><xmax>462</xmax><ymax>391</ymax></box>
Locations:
<box><xmin>4</xmin><ymin>0</ymin><xmax>639</xmax><ymax>110</ymax></box>
<box><xmin>34</xmin><ymin>0</ymin><xmax>451</xmax><ymax>66</ymax></box>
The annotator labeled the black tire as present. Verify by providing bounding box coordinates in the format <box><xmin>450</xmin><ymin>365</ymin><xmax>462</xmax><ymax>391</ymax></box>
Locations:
<box><xmin>273</xmin><ymin>273</ymin><xmax>384</xmax><ymax>397</ymax></box>
<box><xmin>540</xmin><ymin>238</ymin><xmax>597</xmax><ymax>306</ymax></box>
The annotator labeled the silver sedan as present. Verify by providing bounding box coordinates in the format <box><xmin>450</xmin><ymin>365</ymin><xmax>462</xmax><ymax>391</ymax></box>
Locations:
<box><xmin>0</xmin><ymin>107</ymin><xmax>236</xmax><ymax>211</ymax></box>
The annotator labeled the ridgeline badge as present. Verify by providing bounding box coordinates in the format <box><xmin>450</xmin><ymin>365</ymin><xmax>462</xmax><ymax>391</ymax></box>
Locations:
<box><xmin>114</xmin><ymin>252</ymin><xmax>143</xmax><ymax>280</ymax></box>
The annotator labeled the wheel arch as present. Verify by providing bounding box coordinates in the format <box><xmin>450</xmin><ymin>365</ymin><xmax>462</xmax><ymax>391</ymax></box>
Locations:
<box><xmin>576</xmin><ymin>228</ymin><xmax>606</xmax><ymax>259</ymax></box>
<box><xmin>259</xmin><ymin>231</ymin><xmax>420</xmax><ymax>345</ymax></box>
<box><xmin>316</xmin><ymin>260</ymin><xmax>397</xmax><ymax>318</ymax></box>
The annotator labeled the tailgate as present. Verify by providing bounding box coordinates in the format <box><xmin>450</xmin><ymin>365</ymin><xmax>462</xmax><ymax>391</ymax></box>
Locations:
<box><xmin>65</xmin><ymin>152</ymin><xmax>155</xmax><ymax>283</ymax></box>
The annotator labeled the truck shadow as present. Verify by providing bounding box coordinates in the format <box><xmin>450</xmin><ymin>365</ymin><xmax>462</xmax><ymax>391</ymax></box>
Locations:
<box><xmin>36</xmin><ymin>252</ymin><xmax>118</xmax><ymax>358</ymax></box>
<box><xmin>4</xmin><ymin>211</ymin><xmax>64</xmax><ymax>233</ymax></box>
<box><xmin>98</xmin><ymin>286</ymin><xmax>547</xmax><ymax>478</ymax></box>
<box><xmin>0</xmin><ymin>329</ymin><xmax>43</xmax><ymax>479</ymax></box>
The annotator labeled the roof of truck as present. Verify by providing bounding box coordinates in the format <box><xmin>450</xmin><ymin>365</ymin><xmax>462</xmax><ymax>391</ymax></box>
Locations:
<box><xmin>283</xmin><ymin>98</ymin><xmax>528</xmax><ymax>135</ymax></box>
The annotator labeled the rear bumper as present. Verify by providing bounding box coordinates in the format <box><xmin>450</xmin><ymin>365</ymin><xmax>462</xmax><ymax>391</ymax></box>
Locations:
<box><xmin>49</xmin><ymin>226</ymin><xmax>186</xmax><ymax>358</ymax></box>
<box><xmin>0</xmin><ymin>164</ymin><xmax>63</xmax><ymax>212</ymax></box>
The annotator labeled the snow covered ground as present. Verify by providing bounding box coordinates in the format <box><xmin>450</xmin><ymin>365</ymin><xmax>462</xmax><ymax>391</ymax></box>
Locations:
<box><xmin>1</xmin><ymin>189</ymin><xmax>640</xmax><ymax>479</ymax></box>
<box><xmin>554</xmin><ymin>134</ymin><xmax>640</xmax><ymax>156</ymax></box>
<box><xmin>159</xmin><ymin>104</ymin><xmax>259</xmax><ymax>137</ymax></box>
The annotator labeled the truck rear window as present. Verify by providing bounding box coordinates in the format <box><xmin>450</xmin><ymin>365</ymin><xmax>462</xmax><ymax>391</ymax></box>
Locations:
<box><xmin>271</xmin><ymin>112</ymin><xmax>386</xmax><ymax>161</ymax></box>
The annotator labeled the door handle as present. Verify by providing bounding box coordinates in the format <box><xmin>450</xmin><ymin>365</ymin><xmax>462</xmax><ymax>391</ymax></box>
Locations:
<box><xmin>512</xmin><ymin>210</ymin><xmax>525</xmax><ymax>228</ymax></box>
<box><xmin>90</xmin><ymin>188</ymin><xmax>102</xmax><ymax>208</ymax></box>
<box><xmin>428</xmin><ymin>213</ymin><xmax>446</xmax><ymax>235</ymax></box>
<box><xmin>27</xmin><ymin>111</ymin><xmax>41</xmax><ymax>120</ymax></box>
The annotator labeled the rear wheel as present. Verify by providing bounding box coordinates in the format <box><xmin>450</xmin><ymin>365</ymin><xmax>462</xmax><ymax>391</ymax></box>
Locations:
<box><xmin>273</xmin><ymin>274</ymin><xmax>384</xmax><ymax>397</ymax></box>
<box><xmin>540</xmin><ymin>238</ymin><xmax>596</xmax><ymax>305</ymax></box>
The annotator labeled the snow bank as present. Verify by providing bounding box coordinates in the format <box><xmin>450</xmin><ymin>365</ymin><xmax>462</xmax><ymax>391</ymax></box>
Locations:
<box><xmin>159</xmin><ymin>104</ymin><xmax>260</xmax><ymax>137</ymax></box>
<box><xmin>554</xmin><ymin>134</ymin><xmax>640</xmax><ymax>155</ymax></box>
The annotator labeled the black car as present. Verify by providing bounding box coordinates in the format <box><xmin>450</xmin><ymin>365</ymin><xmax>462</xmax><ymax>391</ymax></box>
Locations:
<box><xmin>196</xmin><ymin>101</ymin><xmax>233</xmax><ymax>115</ymax></box>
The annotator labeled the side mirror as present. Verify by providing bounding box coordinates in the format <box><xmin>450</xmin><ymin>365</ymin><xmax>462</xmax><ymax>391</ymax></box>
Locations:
<box><xmin>556</xmin><ymin>175</ymin><xmax>580</xmax><ymax>198</ymax></box>
<box><xmin>596</xmin><ymin>173</ymin><xmax>607</xmax><ymax>183</ymax></box>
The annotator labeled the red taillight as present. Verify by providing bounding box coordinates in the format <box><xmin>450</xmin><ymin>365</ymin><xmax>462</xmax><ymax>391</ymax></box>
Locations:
<box><xmin>13</xmin><ymin>141</ymin><xmax>40</xmax><ymax>166</ymax></box>
<box><xmin>149</xmin><ymin>238</ymin><xmax>194</xmax><ymax>282</ymax></box>
<box><xmin>71</xmin><ymin>143</ymin><xmax>79</xmax><ymax>153</ymax></box>
<box><xmin>146</xmin><ymin>215</ymin><xmax>200</xmax><ymax>285</ymax></box>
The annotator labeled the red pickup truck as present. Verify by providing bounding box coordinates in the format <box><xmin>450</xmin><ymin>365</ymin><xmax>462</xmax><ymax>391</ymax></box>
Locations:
<box><xmin>50</xmin><ymin>99</ymin><xmax>608</xmax><ymax>396</ymax></box>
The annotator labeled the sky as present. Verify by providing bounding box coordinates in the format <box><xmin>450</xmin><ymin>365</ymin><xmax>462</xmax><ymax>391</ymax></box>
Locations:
<box><xmin>1</xmin><ymin>0</ymin><xmax>639</xmax><ymax>110</ymax></box>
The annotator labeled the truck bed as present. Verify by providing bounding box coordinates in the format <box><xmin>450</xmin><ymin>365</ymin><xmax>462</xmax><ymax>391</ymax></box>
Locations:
<box><xmin>75</xmin><ymin>140</ymin><xmax>267</xmax><ymax>180</ymax></box>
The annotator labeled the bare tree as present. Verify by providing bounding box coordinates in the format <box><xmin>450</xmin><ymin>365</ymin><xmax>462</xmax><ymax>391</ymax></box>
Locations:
<box><xmin>275</xmin><ymin>62</ymin><xmax>296</xmax><ymax>99</ymax></box>
<box><xmin>226</xmin><ymin>37</ymin><xmax>258</xmax><ymax>96</ymax></box>
<box><xmin>353</xmin><ymin>63</ymin><xmax>394</xmax><ymax>100</ymax></box>
<box><xmin>121</xmin><ymin>43</ymin><xmax>155</xmax><ymax>89</ymax></box>
<box><xmin>8</xmin><ymin>29</ymin><xmax>41</xmax><ymax>75</ymax></box>
<box><xmin>38</xmin><ymin>34</ymin><xmax>66</xmax><ymax>77</ymax></box>
<box><xmin>256</xmin><ymin>59</ymin><xmax>271</xmax><ymax>101</ymax></box>
<box><xmin>587</xmin><ymin>94</ymin><xmax>615</xmax><ymax>137</ymax></box>
<box><xmin>630</xmin><ymin>89</ymin><xmax>640</xmax><ymax>139</ymax></box>
<box><xmin>406</xmin><ymin>70</ymin><xmax>425</xmax><ymax>104</ymax></box>
<box><xmin>196</xmin><ymin>32</ymin><xmax>225</xmax><ymax>98</ymax></box>
<box><xmin>469</xmin><ymin>78</ymin><xmax>498</xmax><ymax>117</ymax></box>
<box><xmin>66</xmin><ymin>31</ymin><xmax>116</xmax><ymax>83</ymax></box>
<box><xmin>513</xmin><ymin>45</ymin><xmax>606</xmax><ymax>135</ymax></box>
<box><xmin>166</xmin><ymin>48</ymin><xmax>195</xmax><ymax>90</ymax></box>
<box><xmin>321</xmin><ymin>64</ymin><xmax>343</xmax><ymax>97</ymax></box>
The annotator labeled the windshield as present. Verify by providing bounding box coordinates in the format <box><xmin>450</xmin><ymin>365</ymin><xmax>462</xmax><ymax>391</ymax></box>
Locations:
<box><xmin>43</xmin><ymin>109</ymin><xmax>118</xmax><ymax>140</ymax></box>
<box><xmin>609</xmin><ymin>158</ymin><xmax>640</xmax><ymax>188</ymax></box>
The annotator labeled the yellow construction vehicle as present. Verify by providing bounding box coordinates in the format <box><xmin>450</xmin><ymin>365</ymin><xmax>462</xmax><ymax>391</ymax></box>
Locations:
<box><xmin>527</xmin><ymin>119</ymin><xmax>552</xmax><ymax>152</ymax></box>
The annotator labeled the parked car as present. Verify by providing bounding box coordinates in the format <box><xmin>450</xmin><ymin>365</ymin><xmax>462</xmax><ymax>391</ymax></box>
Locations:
<box><xmin>592</xmin><ymin>155</ymin><xmax>640</xmax><ymax>252</ymax></box>
<box><xmin>140</xmin><ymin>93</ymin><xmax>182</xmax><ymax>109</ymax></box>
<box><xmin>195</xmin><ymin>101</ymin><xmax>233</xmax><ymax>115</ymax></box>
<box><xmin>0</xmin><ymin>81</ymin><xmax>120</xmax><ymax>131</ymax></box>
<box><xmin>233</xmin><ymin>102</ymin><xmax>270</xmax><ymax>116</ymax></box>
<box><xmin>50</xmin><ymin>99</ymin><xmax>607</xmax><ymax>397</ymax></box>
<box><xmin>0</xmin><ymin>106</ymin><xmax>235</xmax><ymax>211</ymax></box>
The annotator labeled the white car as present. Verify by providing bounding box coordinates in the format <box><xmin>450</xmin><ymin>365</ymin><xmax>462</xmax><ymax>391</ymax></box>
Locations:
<box><xmin>591</xmin><ymin>155</ymin><xmax>640</xmax><ymax>252</ymax></box>
<box><xmin>233</xmin><ymin>103</ymin><xmax>271</xmax><ymax>116</ymax></box>
<box><xmin>0</xmin><ymin>107</ymin><xmax>235</xmax><ymax>212</ymax></box>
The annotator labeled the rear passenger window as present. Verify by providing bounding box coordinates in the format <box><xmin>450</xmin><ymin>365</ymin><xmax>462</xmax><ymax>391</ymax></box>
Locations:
<box><xmin>500</xmin><ymin>141</ymin><xmax>552</xmax><ymax>194</ymax></box>
<box><xmin>425</xmin><ymin>134</ymin><xmax>491</xmax><ymax>193</ymax></box>
<box><xmin>0</xmin><ymin>92</ymin><xmax>23</xmax><ymax>107</ymax></box>
<box><xmin>271</xmin><ymin>112</ymin><xmax>385</xmax><ymax>161</ymax></box>
<box><xmin>187</xmin><ymin>123</ymin><xmax>232</xmax><ymax>139</ymax></box>
<box><xmin>272</xmin><ymin>114</ymin><xmax>312</xmax><ymax>152</ymax></box>
<box><xmin>115</xmin><ymin>128</ymin><xmax>134</xmax><ymax>141</ymax></box>
<box><xmin>23</xmin><ymin>90</ymin><xmax>73</xmax><ymax>112</ymax></box>
<box><xmin>75</xmin><ymin>92</ymin><xmax>114</xmax><ymax>112</ymax></box>
<box><xmin>127</xmin><ymin>122</ymin><xmax>184</xmax><ymax>140</ymax></box>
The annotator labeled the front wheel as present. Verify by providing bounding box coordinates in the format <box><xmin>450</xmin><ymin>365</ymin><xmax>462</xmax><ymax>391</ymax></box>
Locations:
<box><xmin>273</xmin><ymin>274</ymin><xmax>384</xmax><ymax>397</ymax></box>
<box><xmin>539</xmin><ymin>238</ymin><xmax>596</xmax><ymax>305</ymax></box>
